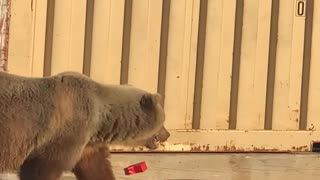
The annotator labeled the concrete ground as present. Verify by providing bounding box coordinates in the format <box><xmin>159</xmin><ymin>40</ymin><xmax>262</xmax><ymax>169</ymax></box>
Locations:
<box><xmin>1</xmin><ymin>153</ymin><xmax>320</xmax><ymax>180</ymax></box>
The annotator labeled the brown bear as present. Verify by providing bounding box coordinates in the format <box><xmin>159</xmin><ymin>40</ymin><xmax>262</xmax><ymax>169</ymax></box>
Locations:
<box><xmin>0</xmin><ymin>71</ymin><xmax>169</xmax><ymax>180</ymax></box>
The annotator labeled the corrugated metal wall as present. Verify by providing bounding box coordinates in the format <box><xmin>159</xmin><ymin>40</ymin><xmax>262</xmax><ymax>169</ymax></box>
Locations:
<box><xmin>7</xmin><ymin>0</ymin><xmax>320</xmax><ymax>152</ymax></box>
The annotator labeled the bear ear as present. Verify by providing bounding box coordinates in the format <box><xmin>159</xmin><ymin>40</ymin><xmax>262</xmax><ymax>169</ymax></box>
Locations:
<box><xmin>140</xmin><ymin>94</ymin><xmax>154</xmax><ymax>109</ymax></box>
<box><xmin>153</xmin><ymin>93</ymin><xmax>162</xmax><ymax>103</ymax></box>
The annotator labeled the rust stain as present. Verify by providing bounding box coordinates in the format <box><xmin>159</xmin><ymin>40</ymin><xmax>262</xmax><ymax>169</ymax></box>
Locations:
<box><xmin>223</xmin><ymin>145</ymin><xmax>237</xmax><ymax>151</ymax></box>
<box><xmin>308</xmin><ymin>124</ymin><xmax>315</xmax><ymax>131</ymax></box>
<box><xmin>0</xmin><ymin>0</ymin><xmax>10</xmax><ymax>72</ymax></box>
<box><xmin>252</xmin><ymin>147</ymin><xmax>280</xmax><ymax>152</ymax></box>
<box><xmin>292</xmin><ymin>145</ymin><xmax>308</xmax><ymax>151</ymax></box>
<box><xmin>190</xmin><ymin>144</ymin><xmax>211</xmax><ymax>151</ymax></box>
<box><xmin>110</xmin><ymin>143</ymin><xmax>311</xmax><ymax>153</ymax></box>
<box><xmin>190</xmin><ymin>146</ymin><xmax>201</xmax><ymax>151</ymax></box>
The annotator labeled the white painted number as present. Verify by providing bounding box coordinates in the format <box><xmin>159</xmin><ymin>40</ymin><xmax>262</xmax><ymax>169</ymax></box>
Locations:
<box><xmin>296</xmin><ymin>0</ymin><xmax>306</xmax><ymax>17</ymax></box>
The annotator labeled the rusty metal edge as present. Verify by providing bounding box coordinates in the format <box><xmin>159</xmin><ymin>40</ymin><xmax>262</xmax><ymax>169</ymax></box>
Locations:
<box><xmin>0</xmin><ymin>0</ymin><xmax>11</xmax><ymax>72</ymax></box>
<box><xmin>109</xmin><ymin>130</ymin><xmax>320</xmax><ymax>153</ymax></box>
<box><xmin>110</xmin><ymin>145</ymin><xmax>310</xmax><ymax>153</ymax></box>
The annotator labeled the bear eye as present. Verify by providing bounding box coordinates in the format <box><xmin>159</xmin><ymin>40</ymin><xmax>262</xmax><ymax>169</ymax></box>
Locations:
<box><xmin>139</xmin><ymin>94</ymin><xmax>153</xmax><ymax>109</ymax></box>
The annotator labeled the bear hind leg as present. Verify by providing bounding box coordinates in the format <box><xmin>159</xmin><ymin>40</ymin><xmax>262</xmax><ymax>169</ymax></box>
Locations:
<box><xmin>19</xmin><ymin>136</ymin><xmax>88</xmax><ymax>180</ymax></box>
<box><xmin>73</xmin><ymin>144</ymin><xmax>115</xmax><ymax>180</ymax></box>
<box><xmin>19</xmin><ymin>157</ymin><xmax>64</xmax><ymax>180</ymax></box>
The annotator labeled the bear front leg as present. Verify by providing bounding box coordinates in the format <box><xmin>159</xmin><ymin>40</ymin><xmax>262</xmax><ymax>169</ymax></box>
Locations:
<box><xmin>19</xmin><ymin>157</ymin><xmax>64</xmax><ymax>180</ymax></box>
<box><xmin>73</xmin><ymin>143</ymin><xmax>116</xmax><ymax>180</ymax></box>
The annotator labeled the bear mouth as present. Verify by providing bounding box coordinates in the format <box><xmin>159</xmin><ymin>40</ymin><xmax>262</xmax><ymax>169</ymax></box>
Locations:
<box><xmin>145</xmin><ymin>135</ymin><xmax>161</xmax><ymax>150</ymax></box>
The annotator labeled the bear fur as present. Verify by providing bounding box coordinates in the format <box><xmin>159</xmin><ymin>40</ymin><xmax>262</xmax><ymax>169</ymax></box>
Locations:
<box><xmin>0</xmin><ymin>71</ymin><xmax>168</xmax><ymax>180</ymax></box>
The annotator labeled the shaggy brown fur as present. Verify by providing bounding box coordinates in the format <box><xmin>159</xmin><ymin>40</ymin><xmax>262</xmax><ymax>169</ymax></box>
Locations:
<box><xmin>73</xmin><ymin>143</ymin><xmax>115</xmax><ymax>180</ymax></box>
<box><xmin>0</xmin><ymin>71</ymin><xmax>168</xmax><ymax>180</ymax></box>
